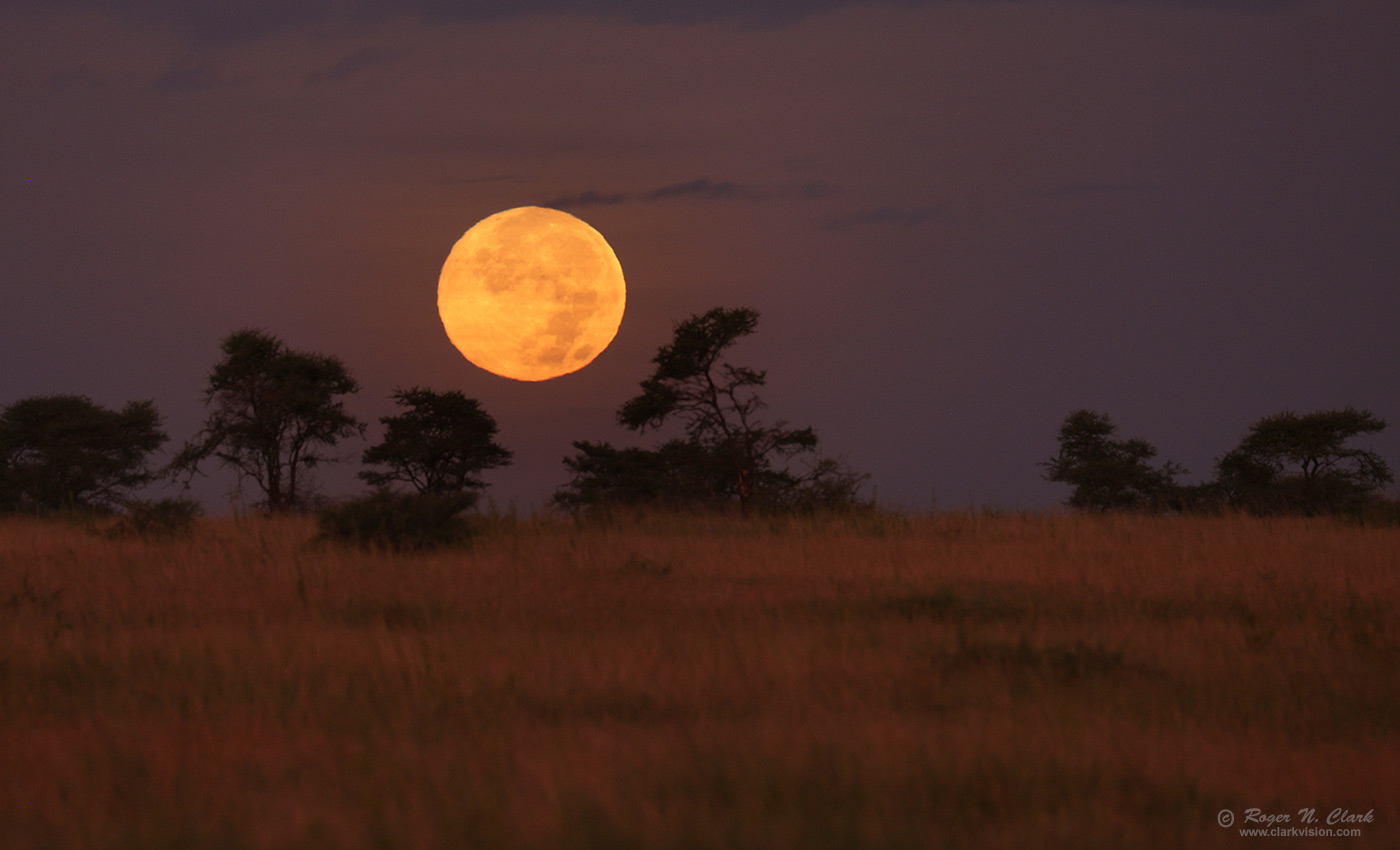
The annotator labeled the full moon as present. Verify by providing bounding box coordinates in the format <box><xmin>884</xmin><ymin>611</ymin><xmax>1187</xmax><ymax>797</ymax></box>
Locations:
<box><xmin>437</xmin><ymin>206</ymin><xmax>626</xmax><ymax>382</ymax></box>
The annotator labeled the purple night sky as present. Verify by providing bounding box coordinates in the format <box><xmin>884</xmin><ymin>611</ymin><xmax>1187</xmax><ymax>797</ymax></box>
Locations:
<box><xmin>3</xmin><ymin>0</ymin><xmax>1397</xmax><ymax>511</ymax></box>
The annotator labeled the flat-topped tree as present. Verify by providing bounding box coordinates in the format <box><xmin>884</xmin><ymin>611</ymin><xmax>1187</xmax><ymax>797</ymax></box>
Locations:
<box><xmin>0</xmin><ymin>395</ymin><xmax>166</xmax><ymax>514</ymax></box>
<box><xmin>172</xmin><ymin>330</ymin><xmax>363</xmax><ymax>513</ymax></box>
<box><xmin>1217</xmin><ymin>407</ymin><xmax>1391</xmax><ymax>515</ymax></box>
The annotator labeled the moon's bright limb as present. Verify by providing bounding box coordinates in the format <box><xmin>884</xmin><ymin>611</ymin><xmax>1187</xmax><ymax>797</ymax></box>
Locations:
<box><xmin>438</xmin><ymin>206</ymin><xmax>626</xmax><ymax>382</ymax></box>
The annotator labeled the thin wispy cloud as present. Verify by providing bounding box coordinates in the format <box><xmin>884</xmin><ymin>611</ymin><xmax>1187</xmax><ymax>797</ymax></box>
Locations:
<box><xmin>1032</xmin><ymin>181</ymin><xmax>1161</xmax><ymax>198</ymax></box>
<box><xmin>823</xmin><ymin>206</ymin><xmax>938</xmax><ymax>230</ymax></box>
<box><xmin>151</xmin><ymin>59</ymin><xmax>234</xmax><ymax>93</ymax></box>
<box><xmin>544</xmin><ymin>178</ymin><xmax>834</xmax><ymax>209</ymax></box>
<box><xmin>305</xmin><ymin>48</ymin><xmax>400</xmax><ymax>85</ymax></box>
<box><xmin>431</xmin><ymin>174</ymin><xmax>522</xmax><ymax>187</ymax></box>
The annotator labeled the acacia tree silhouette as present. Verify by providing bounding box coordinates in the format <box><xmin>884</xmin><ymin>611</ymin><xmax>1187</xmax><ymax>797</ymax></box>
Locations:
<box><xmin>172</xmin><ymin>330</ymin><xmax>363</xmax><ymax>513</ymax></box>
<box><xmin>614</xmin><ymin>307</ymin><xmax>852</xmax><ymax>514</ymax></box>
<box><xmin>1217</xmin><ymin>407</ymin><xmax>1391</xmax><ymax>514</ymax></box>
<box><xmin>1043</xmin><ymin>410</ymin><xmax>1185</xmax><ymax>512</ymax></box>
<box><xmin>0</xmin><ymin>395</ymin><xmax>167</xmax><ymax>513</ymax></box>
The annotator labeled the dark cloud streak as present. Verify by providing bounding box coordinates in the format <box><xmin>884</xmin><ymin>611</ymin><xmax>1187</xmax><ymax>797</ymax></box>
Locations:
<box><xmin>641</xmin><ymin>179</ymin><xmax>755</xmax><ymax>202</ymax></box>
<box><xmin>544</xmin><ymin>190</ymin><xmax>631</xmax><ymax>208</ymax></box>
<box><xmin>0</xmin><ymin>0</ymin><xmax>1304</xmax><ymax>43</ymax></box>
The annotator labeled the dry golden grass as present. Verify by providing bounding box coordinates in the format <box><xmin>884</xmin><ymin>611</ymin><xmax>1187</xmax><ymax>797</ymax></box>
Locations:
<box><xmin>2</xmin><ymin>510</ymin><xmax>1398</xmax><ymax>848</ymax></box>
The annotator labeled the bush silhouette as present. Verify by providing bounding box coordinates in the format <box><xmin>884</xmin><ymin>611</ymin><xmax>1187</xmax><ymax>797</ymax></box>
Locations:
<box><xmin>108</xmin><ymin>498</ymin><xmax>203</xmax><ymax>538</ymax></box>
<box><xmin>317</xmin><ymin>490</ymin><xmax>476</xmax><ymax>552</ymax></box>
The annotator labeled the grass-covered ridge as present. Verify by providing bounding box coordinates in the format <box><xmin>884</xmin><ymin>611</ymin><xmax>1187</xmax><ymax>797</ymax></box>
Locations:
<box><xmin>2</xmin><ymin>511</ymin><xmax>1397</xmax><ymax>848</ymax></box>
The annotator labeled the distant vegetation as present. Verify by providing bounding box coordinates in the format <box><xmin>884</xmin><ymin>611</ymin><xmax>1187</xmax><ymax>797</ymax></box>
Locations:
<box><xmin>359</xmin><ymin>387</ymin><xmax>512</xmax><ymax>500</ymax></box>
<box><xmin>315</xmin><ymin>490</ymin><xmax>478</xmax><ymax>553</ymax></box>
<box><xmin>0</xmin><ymin>394</ymin><xmax>166</xmax><ymax>514</ymax></box>
<box><xmin>556</xmin><ymin>306</ymin><xmax>868</xmax><ymax>514</ymax></box>
<box><xmin>1041</xmin><ymin>410</ymin><xmax>1184</xmax><ymax>513</ymax></box>
<box><xmin>170</xmin><ymin>329</ymin><xmax>365</xmax><ymax>513</ymax></box>
<box><xmin>320</xmin><ymin>386</ymin><xmax>514</xmax><ymax>550</ymax></box>
<box><xmin>1</xmin><ymin>308</ymin><xmax>870</xmax><ymax>534</ymax></box>
<box><xmin>1045</xmin><ymin>407</ymin><xmax>1395</xmax><ymax>519</ymax></box>
<box><xmin>1216</xmin><ymin>408</ymin><xmax>1392</xmax><ymax>516</ymax></box>
<box><xmin>1</xmin><ymin>312</ymin><xmax>1394</xmax><ymax>526</ymax></box>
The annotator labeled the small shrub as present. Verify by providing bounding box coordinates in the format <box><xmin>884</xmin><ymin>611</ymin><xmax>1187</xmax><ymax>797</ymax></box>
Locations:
<box><xmin>108</xmin><ymin>498</ymin><xmax>202</xmax><ymax>538</ymax></box>
<box><xmin>317</xmin><ymin>490</ymin><xmax>476</xmax><ymax>552</ymax></box>
<box><xmin>1344</xmin><ymin>497</ymin><xmax>1400</xmax><ymax>527</ymax></box>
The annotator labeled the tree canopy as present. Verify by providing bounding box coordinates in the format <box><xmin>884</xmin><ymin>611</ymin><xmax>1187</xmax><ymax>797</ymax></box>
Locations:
<box><xmin>360</xmin><ymin>387</ymin><xmax>512</xmax><ymax>498</ymax></box>
<box><xmin>172</xmin><ymin>329</ymin><xmax>363</xmax><ymax>513</ymax></box>
<box><xmin>1217</xmin><ymin>407</ymin><xmax>1391</xmax><ymax>515</ymax></box>
<box><xmin>617</xmin><ymin>308</ymin><xmax>816</xmax><ymax>509</ymax></box>
<box><xmin>554</xmin><ymin>439</ymin><xmax>730</xmax><ymax>510</ymax></box>
<box><xmin>1042</xmin><ymin>410</ymin><xmax>1185</xmax><ymax>512</ymax></box>
<box><xmin>561</xmin><ymin>306</ymin><xmax>864</xmax><ymax>513</ymax></box>
<box><xmin>0</xmin><ymin>395</ymin><xmax>167</xmax><ymax>514</ymax></box>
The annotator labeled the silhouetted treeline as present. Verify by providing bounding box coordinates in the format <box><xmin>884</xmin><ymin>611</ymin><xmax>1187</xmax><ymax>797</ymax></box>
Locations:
<box><xmin>0</xmin><ymin>309</ymin><xmax>867</xmax><ymax>532</ymax></box>
<box><xmin>5</xmin><ymin>318</ymin><xmax>1394</xmax><ymax>526</ymax></box>
<box><xmin>1044</xmin><ymin>408</ymin><xmax>1396</xmax><ymax>519</ymax></box>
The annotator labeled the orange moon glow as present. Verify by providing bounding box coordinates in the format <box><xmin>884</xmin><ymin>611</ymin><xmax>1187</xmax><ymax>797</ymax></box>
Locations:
<box><xmin>437</xmin><ymin>206</ymin><xmax>626</xmax><ymax>382</ymax></box>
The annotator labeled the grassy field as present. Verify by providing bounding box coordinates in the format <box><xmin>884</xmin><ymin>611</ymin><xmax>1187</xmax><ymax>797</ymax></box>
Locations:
<box><xmin>2</xmin><ymin>510</ymin><xmax>1398</xmax><ymax>849</ymax></box>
